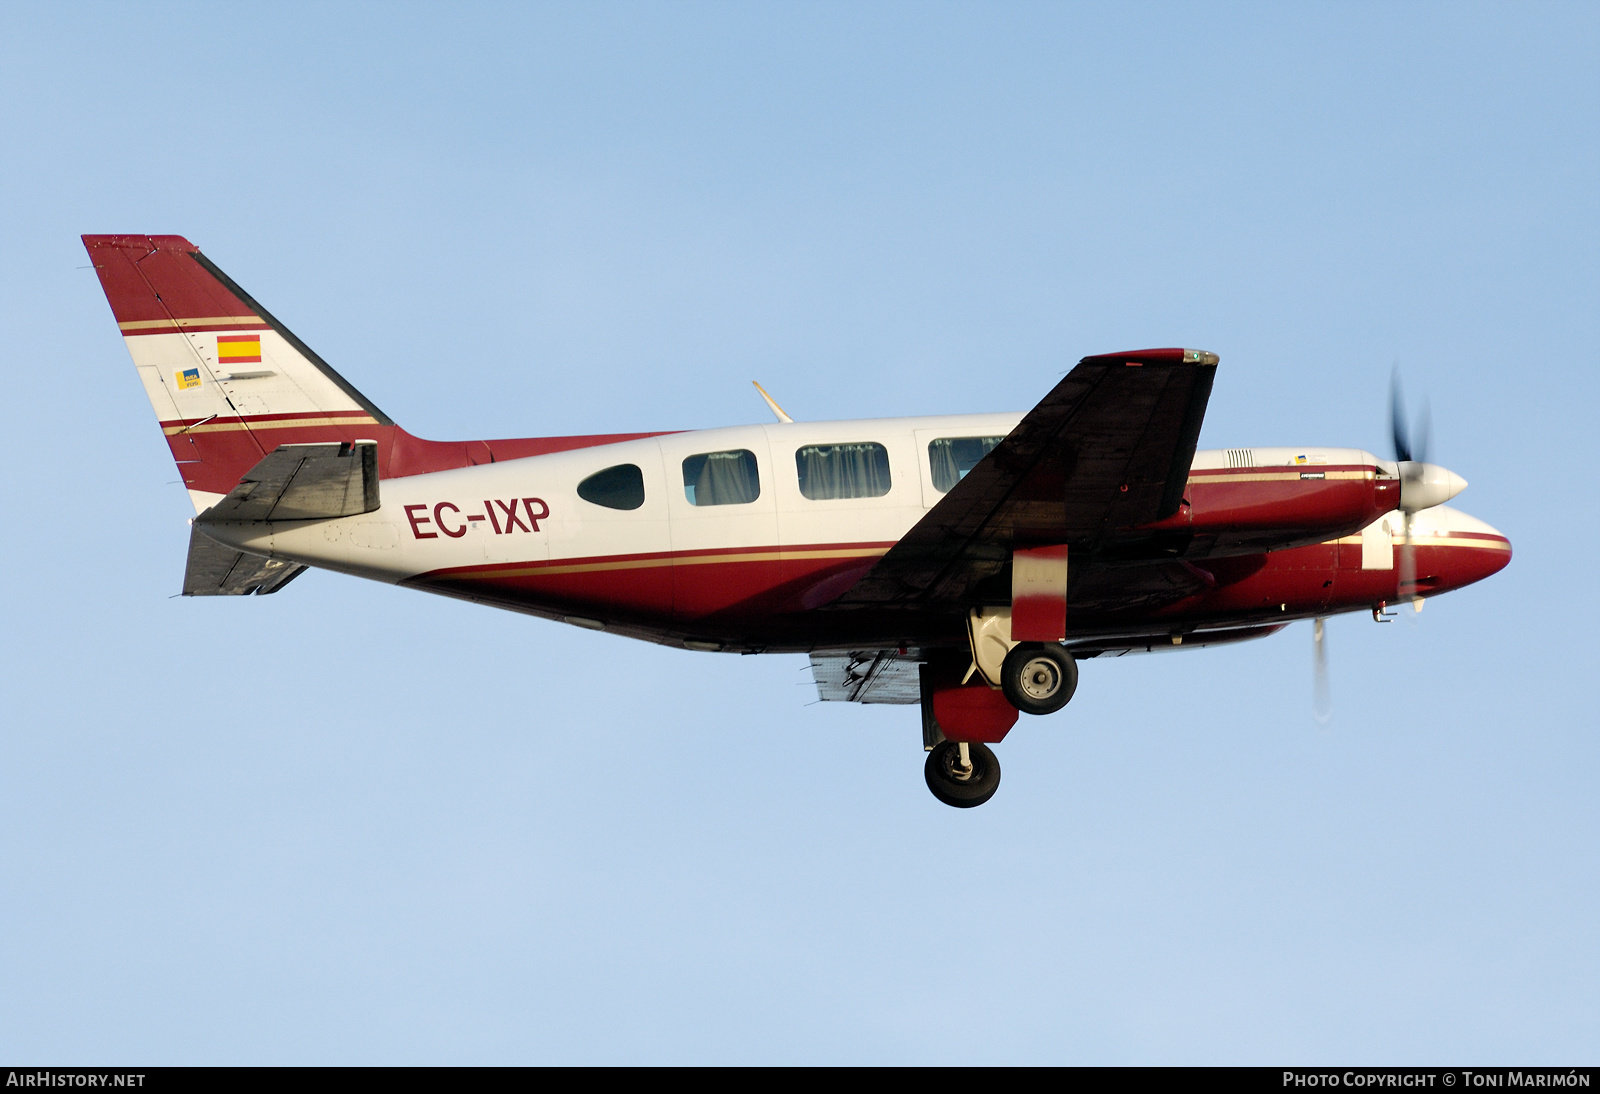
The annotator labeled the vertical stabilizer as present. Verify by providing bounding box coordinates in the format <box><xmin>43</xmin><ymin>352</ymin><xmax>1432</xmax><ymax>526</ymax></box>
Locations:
<box><xmin>84</xmin><ymin>234</ymin><xmax>392</xmax><ymax>511</ymax></box>
<box><xmin>87</xmin><ymin>233</ymin><xmax>681</xmax><ymax>513</ymax></box>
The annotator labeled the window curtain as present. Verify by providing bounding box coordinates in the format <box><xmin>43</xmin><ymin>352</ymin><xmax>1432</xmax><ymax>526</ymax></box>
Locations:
<box><xmin>928</xmin><ymin>436</ymin><xmax>1005</xmax><ymax>492</ymax></box>
<box><xmin>686</xmin><ymin>450</ymin><xmax>760</xmax><ymax>506</ymax></box>
<box><xmin>795</xmin><ymin>443</ymin><xmax>892</xmax><ymax>500</ymax></box>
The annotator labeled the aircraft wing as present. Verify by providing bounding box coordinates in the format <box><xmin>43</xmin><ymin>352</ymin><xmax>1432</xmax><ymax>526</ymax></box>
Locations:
<box><xmin>832</xmin><ymin>348</ymin><xmax>1217</xmax><ymax>609</ymax></box>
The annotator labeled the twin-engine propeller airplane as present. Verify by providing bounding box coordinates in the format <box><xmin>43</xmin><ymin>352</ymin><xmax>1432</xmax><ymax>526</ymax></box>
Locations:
<box><xmin>86</xmin><ymin>234</ymin><xmax>1511</xmax><ymax>808</ymax></box>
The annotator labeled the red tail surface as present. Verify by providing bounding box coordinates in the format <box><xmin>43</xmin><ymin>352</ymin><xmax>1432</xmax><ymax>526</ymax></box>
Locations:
<box><xmin>85</xmin><ymin>234</ymin><xmax>666</xmax><ymax>509</ymax></box>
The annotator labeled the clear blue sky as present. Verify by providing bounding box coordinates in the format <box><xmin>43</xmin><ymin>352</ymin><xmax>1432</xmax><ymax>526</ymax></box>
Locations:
<box><xmin>1</xmin><ymin>1</ymin><xmax>1594</xmax><ymax>1064</ymax></box>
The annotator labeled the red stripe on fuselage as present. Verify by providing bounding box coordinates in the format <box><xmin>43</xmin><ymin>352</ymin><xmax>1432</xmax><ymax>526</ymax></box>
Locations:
<box><xmin>409</xmin><ymin>542</ymin><xmax>897</xmax><ymax>622</ymax></box>
<box><xmin>164</xmin><ymin>413</ymin><xmax>681</xmax><ymax>496</ymax></box>
<box><xmin>405</xmin><ymin>533</ymin><xmax>1510</xmax><ymax>644</ymax></box>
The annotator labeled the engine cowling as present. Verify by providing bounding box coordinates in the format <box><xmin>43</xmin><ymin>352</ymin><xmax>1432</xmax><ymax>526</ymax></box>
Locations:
<box><xmin>1126</xmin><ymin>463</ymin><xmax>1401</xmax><ymax>558</ymax></box>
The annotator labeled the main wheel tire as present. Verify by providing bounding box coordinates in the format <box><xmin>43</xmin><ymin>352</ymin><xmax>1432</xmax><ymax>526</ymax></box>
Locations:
<box><xmin>1001</xmin><ymin>642</ymin><xmax>1078</xmax><ymax>715</ymax></box>
<box><xmin>924</xmin><ymin>741</ymin><xmax>1001</xmax><ymax>808</ymax></box>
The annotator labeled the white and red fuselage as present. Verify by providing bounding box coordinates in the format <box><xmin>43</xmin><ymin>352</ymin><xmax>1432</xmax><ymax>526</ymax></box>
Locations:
<box><xmin>188</xmin><ymin>424</ymin><xmax>1509</xmax><ymax>653</ymax></box>
<box><xmin>88</xmin><ymin>232</ymin><xmax>1509</xmax><ymax>667</ymax></box>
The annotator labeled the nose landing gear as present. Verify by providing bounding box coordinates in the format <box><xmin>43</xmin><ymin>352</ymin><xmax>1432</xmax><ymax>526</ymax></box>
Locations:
<box><xmin>924</xmin><ymin>740</ymin><xmax>1001</xmax><ymax>808</ymax></box>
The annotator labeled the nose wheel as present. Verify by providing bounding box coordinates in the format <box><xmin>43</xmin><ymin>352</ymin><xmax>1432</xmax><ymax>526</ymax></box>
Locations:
<box><xmin>925</xmin><ymin>740</ymin><xmax>1001</xmax><ymax>808</ymax></box>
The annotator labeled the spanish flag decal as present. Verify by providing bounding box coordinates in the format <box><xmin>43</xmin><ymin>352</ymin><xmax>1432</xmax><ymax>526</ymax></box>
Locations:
<box><xmin>217</xmin><ymin>333</ymin><xmax>262</xmax><ymax>364</ymax></box>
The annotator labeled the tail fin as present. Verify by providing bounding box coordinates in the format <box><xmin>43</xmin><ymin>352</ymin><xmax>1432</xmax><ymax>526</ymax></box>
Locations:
<box><xmin>84</xmin><ymin>234</ymin><xmax>395</xmax><ymax>511</ymax></box>
<box><xmin>88</xmin><ymin>234</ymin><xmax>681</xmax><ymax>514</ymax></box>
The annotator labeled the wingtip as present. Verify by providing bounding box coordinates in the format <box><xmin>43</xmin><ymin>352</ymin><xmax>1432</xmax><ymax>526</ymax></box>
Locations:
<box><xmin>1077</xmin><ymin>348</ymin><xmax>1219</xmax><ymax>368</ymax></box>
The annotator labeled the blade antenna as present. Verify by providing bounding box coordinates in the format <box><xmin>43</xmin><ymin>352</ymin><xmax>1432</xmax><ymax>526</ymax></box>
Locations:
<box><xmin>752</xmin><ymin>381</ymin><xmax>795</xmax><ymax>424</ymax></box>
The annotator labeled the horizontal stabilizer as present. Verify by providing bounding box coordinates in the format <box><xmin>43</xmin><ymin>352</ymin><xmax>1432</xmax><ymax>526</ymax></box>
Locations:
<box><xmin>202</xmin><ymin>441</ymin><xmax>379</xmax><ymax>522</ymax></box>
<box><xmin>182</xmin><ymin>525</ymin><xmax>306</xmax><ymax>596</ymax></box>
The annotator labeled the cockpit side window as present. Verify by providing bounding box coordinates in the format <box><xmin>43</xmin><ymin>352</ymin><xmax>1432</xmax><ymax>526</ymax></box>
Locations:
<box><xmin>577</xmin><ymin>464</ymin><xmax>645</xmax><ymax>510</ymax></box>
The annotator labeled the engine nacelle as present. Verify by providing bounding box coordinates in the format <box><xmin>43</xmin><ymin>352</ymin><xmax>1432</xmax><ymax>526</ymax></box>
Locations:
<box><xmin>1123</xmin><ymin>459</ymin><xmax>1401</xmax><ymax>558</ymax></box>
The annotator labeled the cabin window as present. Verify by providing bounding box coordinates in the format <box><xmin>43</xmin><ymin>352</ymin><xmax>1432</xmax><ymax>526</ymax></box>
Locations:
<box><xmin>795</xmin><ymin>442</ymin><xmax>892</xmax><ymax>500</ymax></box>
<box><xmin>683</xmin><ymin>449</ymin><xmax>761</xmax><ymax>506</ymax></box>
<box><xmin>928</xmin><ymin>436</ymin><xmax>1005</xmax><ymax>492</ymax></box>
<box><xmin>577</xmin><ymin>464</ymin><xmax>645</xmax><ymax>510</ymax></box>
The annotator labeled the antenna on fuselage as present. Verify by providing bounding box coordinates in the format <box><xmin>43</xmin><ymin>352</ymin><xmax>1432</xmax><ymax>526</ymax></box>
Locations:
<box><xmin>752</xmin><ymin>381</ymin><xmax>795</xmax><ymax>423</ymax></box>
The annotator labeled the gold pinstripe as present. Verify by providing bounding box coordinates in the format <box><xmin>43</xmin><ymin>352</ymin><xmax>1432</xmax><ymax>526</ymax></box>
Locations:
<box><xmin>445</xmin><ymin>534</ymin><xmax>1507</xmax><ymax>584</ymax></box>
<box><xmin>1326</xmin><ymin>534</ymin><xmax>1510</xmax><ymax>549</ymax></box>
<box><xmin>120</xmin><ymin>316</ymin><xmax>265</xmax><ymax>331</ymax></box>
<box><xmin>161</xmin><ymin>415</ymin><xmax>380</xmax><ymax>436</ymax></box>
<box><xmin>447</xmin><ymin>546</ymin><xmax>889</xmax><ymax>582</ymax></box>
<box><xmin>1187</xmin><ymin>470</ymin><xmax>1374</xmax><ymax>484</ymax></box>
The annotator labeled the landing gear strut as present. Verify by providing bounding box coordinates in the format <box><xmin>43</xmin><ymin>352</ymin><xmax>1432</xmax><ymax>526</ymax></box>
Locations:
<box><xmin>1000</xmin><ymin>642</ymin><xmax>1078</xmax><ymax>715</ymax></box>
<box><xmin>924</xmin><ymin>740</ymin><xmax>1001</xmax><ymax>808</ymax></box>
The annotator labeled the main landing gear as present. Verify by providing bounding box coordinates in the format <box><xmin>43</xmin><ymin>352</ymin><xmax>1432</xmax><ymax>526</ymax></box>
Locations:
<box><xmin>920</xmin><ymin>642</ymin><xmax>1079</xmax><ymax>808</ymax></box>
<box><xmin>999</xmin><ymin>642</ymin><xmax>1078</xmax><ymax>716</ymax></box>
<box><xmin>924</xmin><ymin>741</ymin><xmax>1001</xmax><ymax>808</ymax></box>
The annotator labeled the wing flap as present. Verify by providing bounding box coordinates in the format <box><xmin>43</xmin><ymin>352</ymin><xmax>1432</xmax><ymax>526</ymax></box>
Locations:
<box><xmin>809</xmin><ymin>650</ymin><xmax>924</xmax><ymax>704</ymax></box>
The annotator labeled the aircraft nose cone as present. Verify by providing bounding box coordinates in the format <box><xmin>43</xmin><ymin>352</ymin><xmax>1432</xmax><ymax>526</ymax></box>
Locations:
<box><xmin>1473</xmin><ymin>532</ymin><xmax>1513</xmax><ymax>586</ymax></box>
<box><xmin>1426</xmin><ymin>518</ymin><xmax>1511</xmax><ymax>595</ymax></box>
